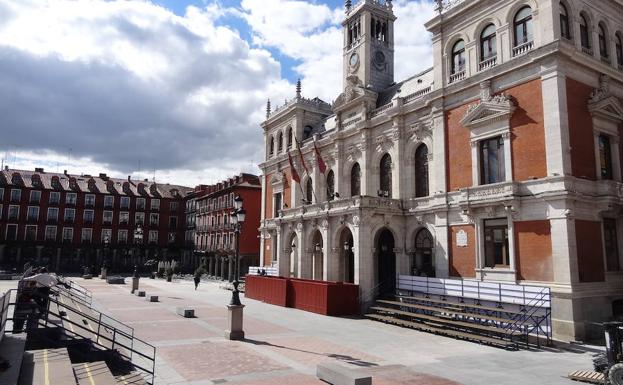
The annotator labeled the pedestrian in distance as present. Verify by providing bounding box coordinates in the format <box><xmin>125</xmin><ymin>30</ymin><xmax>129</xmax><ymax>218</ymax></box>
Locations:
<box><xmin>194</xmin><ymin>273</ymin><xmax>201</xmax><ymax>290</ymax></box>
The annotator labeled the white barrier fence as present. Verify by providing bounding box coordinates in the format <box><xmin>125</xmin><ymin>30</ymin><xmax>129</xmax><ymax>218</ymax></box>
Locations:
<box><xmin>397</xmin><ymin>275</ymin><xmax>551</xmax><ymax>308</ymax></box>
<box><xmin>247</xmin><ymin>266</ymin><xmax>279</xmax><ymax>276</ymax></box>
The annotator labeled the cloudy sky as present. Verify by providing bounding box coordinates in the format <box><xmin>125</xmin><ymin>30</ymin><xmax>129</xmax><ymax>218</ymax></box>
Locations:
<box><xmin>0</xmin><ymin>0</ymin><xmax>435</xmax><ymax>187</ymax></box>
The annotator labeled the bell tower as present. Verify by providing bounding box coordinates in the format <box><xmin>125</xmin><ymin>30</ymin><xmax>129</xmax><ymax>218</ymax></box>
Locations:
<box><xmin>342</xmin><ymin>0</ymin><xmax>396</xmax><ymax>93</ymax></box>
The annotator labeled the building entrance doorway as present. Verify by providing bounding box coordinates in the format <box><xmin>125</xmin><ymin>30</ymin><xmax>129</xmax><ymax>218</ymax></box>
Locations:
<box><xmin>376</xmin><ymin>228</ymin><xmax>395</xmax><ymax>297</ymax></box>
<box><xmin>414</xmin><ymin>228</ymin><xmax>435</xmax><ymax>277</ymax></box>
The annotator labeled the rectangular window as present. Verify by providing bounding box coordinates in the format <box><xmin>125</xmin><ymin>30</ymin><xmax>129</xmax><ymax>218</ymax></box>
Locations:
<box><xmin>170</xmin><ymin>201</ymin><xmax>178</xmax><ymax>211</ymax></box>
<box><xmin>49</xmin><ymin>191</ymin><xmax>60</xmax><ymax>205</ymax></box>
<box><xmin>25</xmin><ymin>225</ymin><xmax>37</xmax><ymax>241</ymax></box>
<box><xmin>483</xmin><ymin>218</ymin><xmax>509</xmax><ymax>268</ymax></box>
<box><xmin>119</xmin><ymin>212</ymin><xmax>129</xmax><ymax>225</ymax></box>
<box><xmin>45</xmin><ymin>226</ymin><xmax>57</xmax><ymax>241</ymax></box>
<box><xmin>150</xmin><ymin>213</ymin><xmax>159</xmax><ymax>226</ymax></box>
<box><xmin>120</xmin><ymin>196</ymin><xmax>130</xmax><ymax>209</ymax></box>
<box><xmin>149</xmin><ymin>230</ymin><xmax>158</xmax><ymax>243</ymax></box>
<box><xmin>62</xmin><ymin>227</ymin><xmax>74</xmax><ymax>241</ymax></box>
<box><xmin>47</xmin><ymin>207</ymin><xmax>59</xmax><ymax>222</ymax></box>
<box><xmin>6</xmin><ymin>224</ymin><xmax>18</xmax><ymax>241</ymax></box>
<box><xmin>66</xmin><ymin>192</ymin><xmax>77</xmax><ymax>205</ymax></box>
<box><xmin>30</xmin><ymin>190</ymin><xmax>41</xmax><ymax>204</ymax></box>
<box><xmin>8</xmin><ymin>205</ymin><xmax>19</xmax><ymax>221</ymax></box>
<box><xmin>136</xmin><ymin>198</ymin><xmax>146</xmax><ymax>210</ymax></box>
<box><xmin>27</xmin><ymin>206</ymin><xmax>39</xmax><ymax>222</ymax></box>
<box><xmin>118</xmin><ymin>230</ymin><xmax>128</xmax><ymax>243</ymax></box>
<box><xmin>83</xmin><ymin>210</ymin><xmax>94</xmax><ymax>224</ymax></box>
<box><xmin>480</xmin><ymin>136</ymin><xmax>505</xmax><ymax>185</ymax></box>
<box><xmin>604</xmin><ymin>219</ymin><xmax>620</xmax><ymax>271</ymax></box>
<box><xmin>104</xmin><ymin>195</ymin><xmax>114</xmax><ymax>209</ymax></box>
<box><xmin>169</xmin><ymin>216</ymin><xmax>178</xmax><ymax>230</ymax></box>
<box><xmin>64</xmin><ymin>208</ymin><xmax>76</xmax><ymax>223</ymax></box>
<box><xmin>10</xmin><ymin>189</ymin><xmax>21</xmax><ymax>203</ymax></box>
<box><xmin>168</xmin><ymin>233</ymin><xmax>176</xmax><ymax>243</ymax></box>
<box><xmin>151</xmin><ymin>199</ymin><xmax>160</xmax><ymax>210</ymax></box>
<box><xmin>82</xmin><ymin>228</ymin><xmax>92</xmax><ymax>243</ymax></box>
<box><xmin>103</xmin><ymin>211</ymin><xmax>113</xmax><ymax>225</ymax></box>
<box><xmin>599</xmin><ymin>134</ymin><xmax>613</xmax><ymax>180</ymax></box>
<box><xmin>135</xmin><ymin>212</ymin><xmax>145</xmax><ymax>226</ymax></box>
<box><xmin>274</xmin><ymin>193</ymin><xmax>282</xmax><ymax>218</ymax></box>
<box><xmin>85</xmin><ymin>194</ymin><xmax>96</xmax><ymax>207</ymax></box>
<box><xmin>101</xmin><ymin>229</ymin><xmax>112</xmax><ymax>243</ymax></box>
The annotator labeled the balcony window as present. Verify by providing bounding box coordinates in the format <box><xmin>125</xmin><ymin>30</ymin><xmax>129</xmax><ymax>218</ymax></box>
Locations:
<box><xmin>559</xmin><ymin>2</ymin><xmax>571</xmax><ymax>40</ymax></box>
<box><xmin>599</xmin><ymin>134</ymin><xmax>614</xmax><ymax>180</ymax></box>
<box><xmin>27</xmin><ymin>206</ymin><xmax>39</xmax><ymax>222</ymax></box>
<box><xmin>135</xmin><ymin>212</ymin><xmax>145</xmax><ymax>226</ymax></box>
<box><xmin>480</xmin><ymin>136</ymin><xmax>505</xmax><ymax>185</ymax></box>
<box><xmin>66</xmin><ymin>192</ymin><xmax>77</xmax><ymax>205</ymax></box>
<box><xmin>64</xmin><ymin>208</ymin><xmax>76</xmax><ymax>223</ymax></box>
<box><xmin>150</xmin><ymin>199</ymin><xmax>160</xmax><ymax>211</ymax></box>
<box><xmin>170</xmin><ymin>201</ymin><xmax>179</xmax><ymax>211</ymax></box>
<box><xmin>379</xmin><ymin>153</ymin><xmax>392</xmax><ymax>198</ymax></box>
<box><xmin>150</xmin><ymin>213</ymin><xmax>159</xmax><ymax>226</ymax></box>
<box><xmin>25</xmin><ymin>225</ymin><xmax>37</xmax><ymax>241</ymax></box>
<box><xmin>10</xmin><ymin>189</ymin><xmax>21</xmax><ymax>203</ymax></box>
<box><xmin>514</xmin><ymin>6</ymin><xmax>533</xmax><ymax>47</ymax></box>
<box><xmin>451</xmin><ymin>39</ymin><xmax>465</xmax><ymax>76</ymax></box>
<box><xmin>84</xmin><ymin>210</ymin><xmax>94</xmax><ymax>224</ymax></box>
<box><xmin>6</xmin><ymin>224</ymin><xmax>17</xmax><ymax>241</ymax></box>
<box><xmin>49</xmin><ymin>191</ymin><xmax>60</xmax><ymax>205</ymax></box>
<box><xmin>101</xmin><ymin>229</ymin><xmax>112</xmax><ymax>243</ymax></box>
<box><xmin>30</xmin><ymin>190</ymin><xmax>41</xmax><ymax>204</ymax></box>
<box><xmin>480</xmin><ymin>24</ymin><xmax>497</xmax><ymax>62</ymax></box>
<box><xmin>604</xmin><ymin>219</ymin><xmax>620</xmax><ymax>271</ymax></box>
<box><xmin>104</xmin><ymin>195</ymin><xmax>114</xmax><ymax>209</ymax></box>
<box><xmin>415</xmin><ymin>144</ymin><xmax>430</xmax><ymax>198</ymax></box>
<box><xmin>120</xmin><ymin>196</ymin><xmax>130</xmax><ymax>210</ymax></box>
<box><xmin>136</xmin><ymin>197</ymin><xmax>146</xmax><ymax>210</ymax></box>
<box><xmin>483</xmin><ymin>218</ymin><xmax>509</xmax><ymax>268</ymax></box>
<box><xmin>103</xmin><ymin>211</ymin><xmax>113</xmax><ymax>225</ymax></box>
<box><xmin>118</xmin><ymin>230</ymin><xmax>128</xmax><ymax>243</ymax></box>
<box><xmin>62</xmin><ymin>227</ymin><xmax>74</xmax><ymax>242</ymax></box>
<box><xmin>45</xmin><ymin>226</ymin><xmax>57</xmax><ymax>241</ymax></box>
<box><xmin>599</xmin><ymin>24</ymin><xmax>609</xmax><ymax>61</ymax></box>
<box><xmin>580</xmin><ymin>14</ymin><xmax>591</xmax><ymax>52</ymax></box>
<box><xmin>148</xmin><ymin>230</ymin><xmax>158</xmax><ymax>243</ymax></box>
<box><xmin>47</xmin><ymin>207</ymin><xmax>58</xmax><ymax>222</ymax></box>
<box><xmin>326</xmin><ymin>170</ymin><xmax>335</xmax><ymax>201</ymax></box>
<box><xmin>82</xmin><ymin>228</ymin><xmax>92</xmax><ymax>243</ymax></box>
<box><xmin>274</xmin><ymin>193</ymin><xmax>282</xmax><ymax>217</ymax></box>
<box><xmin>8</xmin><ymin>205</ymin><xmax>19</xmax><ymax>221</ymax></box>
<box><xmin>350</xmin><ymin>163</ymin><xmax>361</xmax><ymax>197</ymax></box>
<box><xmin>169</xmin><ymin>216</ymin><xmax>178</xmax><ymax>230</ymax></box>
<box><xmin>305</xmin><ymin>178</ymin><xmax>313</xmax><ymax>204</ymax></box>
<box><xmin>119</xmin><ymin>212</ymin><xmax>129</xmax><ymax>225</ymax></box>
<box><xmin>85</xmin><ymin>194</ymin><xmax>96</xmax><ymax>207</ymax></box>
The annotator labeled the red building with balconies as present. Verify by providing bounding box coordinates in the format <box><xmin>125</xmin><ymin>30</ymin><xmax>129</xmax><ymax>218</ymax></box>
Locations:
<box><xmin>194</xmin><ymin>173</ymin><xmax>261</xmax><ymax>281</ymax></box>
<box><xmin>0</xmin><ymin>167</ymin><xmax>193</xmax><ymax>273</ymax></box>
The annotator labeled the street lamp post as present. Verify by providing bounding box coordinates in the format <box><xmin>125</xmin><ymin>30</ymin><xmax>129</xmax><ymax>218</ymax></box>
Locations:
<box><xmin>132</xmin><ymin>225</ymin><xmax>143</xmax><ymax>293</ymax></box>
<box><xmin>101</xmin><ymin>235</ymin><xmax>110</xmax><ymax>279</ymax></box>
<box><xmin>225</xmin><ymin>195</ymin><xmax>246</xmax><ymax>340</ymax></box>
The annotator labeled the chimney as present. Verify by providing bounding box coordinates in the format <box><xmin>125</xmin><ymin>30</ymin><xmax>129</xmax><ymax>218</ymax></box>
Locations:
<box><xmin>35</xmin><ymin>167</ymin><xmax>44</xmax><ymax>173</ymax></box>
<box><xmin>63</xmin><ymin>170</ymin><xmax>68</xmax><ymax>176</ymax></box>
<box><xmin>128</xmin><ymin>175</ymin><xmax>131</xmax><ymax>182</ymax></box>
<box><xmin>99</xmin><ymin>173</ymin><xmax>108</xmax><ymax>179</ymax></box>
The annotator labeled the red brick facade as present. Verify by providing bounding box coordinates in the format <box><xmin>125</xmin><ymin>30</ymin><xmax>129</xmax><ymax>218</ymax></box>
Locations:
<box><xmin>448</xmin><ymin>225</ymin><xmax>476</xmax><ymax>278</ymax></box>
<box><xmin>514</xmin><ymin>220</ymin><xmax>553</xmax><ymax>282</ymax></box>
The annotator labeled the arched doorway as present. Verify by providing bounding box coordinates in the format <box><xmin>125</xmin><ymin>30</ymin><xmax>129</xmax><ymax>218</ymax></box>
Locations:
<box><xmin>339</xmin><ymin>228</ymin><xmax>354</xmax><ymax>283</ymax></box>
<box><xmin>311</xmin><ymin>230</ymin><xmax>323</xmax><ymax>280</ymax></box>
<box><xmin>414</xmin><ymin>228</ymin><xmax>435</xmax><ymax>277</ymax></box>
<box><xmin>376</xmin><ymin>228</ymin><xmax>396</xmax><ymax>297</ymax></box>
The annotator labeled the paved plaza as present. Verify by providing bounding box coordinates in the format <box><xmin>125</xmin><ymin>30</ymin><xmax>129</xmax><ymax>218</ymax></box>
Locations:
<box><xmin>0</xmin><ymin>278</ymin><xmax>601</xmax><ymax>385</ymax></box>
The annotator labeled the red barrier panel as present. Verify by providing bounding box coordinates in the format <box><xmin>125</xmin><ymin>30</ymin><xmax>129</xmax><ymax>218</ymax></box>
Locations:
<box><xmin>244</xmin><ymin>275</ymin><xmax>287</xmax><ymax>307</ymax></box>
<box><xmin>245</xmin><ymin>276</ymin><xmax>359</xmax><ymax>316</ymax></box>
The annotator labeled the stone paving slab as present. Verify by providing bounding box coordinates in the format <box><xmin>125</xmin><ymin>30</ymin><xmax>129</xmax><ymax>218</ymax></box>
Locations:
<box><xmin>128</xmin><ymin>319</ymin><xmax>219</xmax><ymax>342</ymax></box>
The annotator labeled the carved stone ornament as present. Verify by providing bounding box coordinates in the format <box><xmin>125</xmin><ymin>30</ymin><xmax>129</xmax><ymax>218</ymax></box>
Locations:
<box><xmin>296</xmin><ymin>222</ymin><xmax>304</xmax><ymax>232</ymax></box>
<box><xmin>375</xmin><ymin>135</ymin><xmax>393</xmax><ymax>153</ymax></box>
<box><xmin>352</xmin><ymin>215</ymin><xmax>361</xmax><ymax>227</ymax></box>
<box><xmin>321</xmin><ymin>219</ymin><xmax>329</xmax><ymax>230</ymax></box>
<box><xmin>409</xmin><ymin>123</ymin><xmax>432</xmax><ymax>143</ymax></box>
<box><xmin>461</xmin><ymin>80</ymin><xmax>516</xmax><ymax>128</ymax></box>
<box><xmin>590</xmin><ymin>74</ymin><xmax>610</xmax><ymax>104</ymax></box>
<box><xmin>588</xmin><ymin>74</ymin><xmax>623</xmax><ymax>123</ymax></box>
<box><xmin>333</xmin><ymin>75</ymin><xmax>365</xmax><ymax>108</ymax></box>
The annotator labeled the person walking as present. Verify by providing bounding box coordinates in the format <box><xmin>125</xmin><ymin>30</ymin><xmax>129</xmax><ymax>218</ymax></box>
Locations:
<box><xmin>194</xmin><ymin>273</ymin><xmax>201</xmax><ymax>290</ymax></box>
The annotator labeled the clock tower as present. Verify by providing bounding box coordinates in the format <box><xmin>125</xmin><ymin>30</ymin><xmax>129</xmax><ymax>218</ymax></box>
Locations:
<box><xmin>342</xmin><ymin>0</ymin><xmax>396</xmax><ymax>93</ymax></box>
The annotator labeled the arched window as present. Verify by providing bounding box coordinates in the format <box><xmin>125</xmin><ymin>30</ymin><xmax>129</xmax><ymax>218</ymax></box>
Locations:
<box><xmin>451</xmin><ymin>40</ymin><xmax>466</xmax><ymax>74</ymax></box>
<box><xmin>514</xmin><ymin>6</ymin><xmax>533</xmax><ymax>47</ymax></box>
<box><xmin>379</xmin><ymin>154</ymin><xmax>392</xmax><ymax>198</ymax></box>
<box><xmin>287</xmin><ymin>127</ymin><xmax>293</xmax><ymax>148</ymax></box>
<box><xmin>480</xmin><ymin>24</ymin><xmax>497</xmax><ymax>61</ymax></box>
<box><xmin>580</xmin><ymin>14</ymin><xmax>591</xmax><ymax>50</ymax></box>
<box><xmin>303</xmin><ymin>125</ymin><xmax>313</xmax><ymax>140</ymax></box>
<box><xmin>350</xmin><ymin>163</ymin><xmax>361</xmax><ymax>197</ymax></box>
<box><xmin>269</xmin><ymin>136</ymin><xmax>274</xmax><ymax>155</ymax></box>
<box><xmin>326</xmin><ymin>170</ymin><xmax>335</xmax><ymax>201</ymax></box>
<box><xmin>414</xmin><ymin>144</ymin><xmax>429</xmax><ymax>198</ymax></box>
<box><xmin>599</xmin><ymin>23</ymin><xmax>609</xmax><ymax>59</ymax></box>
<box><xmin>305</xmin><ymin>177</ymin><xmax>313</xmax><ymax>203</ymax></box>
<box><xmin>560</xmin><ymin>2</ymin><xmax>571</xmax><ymax>39</ymax></box>
<box><xmin>616</xmin><ymin>33</ymin><xmax>623</xmax><ymax>67</ymax></box>
<box><xmin>278</xmin><ymin>131</ymin><xmax>283</xmax><ymax>152</ymax></box>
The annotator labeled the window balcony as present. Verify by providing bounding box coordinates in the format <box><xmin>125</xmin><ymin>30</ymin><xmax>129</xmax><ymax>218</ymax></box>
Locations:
<box><xmin>103</xmin><ymin>220</ymin><xmax>112</xmax><ymax>226</ymax></box>
<box><xmin>8</xmin><ymin>215</ymin><xmax>18</xmax><ymax>221</ymax></box>
<box><xmin>10</xmin><ymin>197</ymin><xmax>20</xmax><ymax>204</ymax></box>
<box><xmin>29</xmin><ymin>198</ymin><xmax>41</xmax><ymax>205</ymax></box>
<box><xmin>48</xmin><ymin>200</ymin><xmax>60</xmax><ymax>206</ymax></box>
<box><xmin>119</xmin><ymin>220</ymin><xmax>129</xmax><ymax>226</ymax></box>
<box><xmin>601</xmin><ymin>55</ymin><xmax>611</xmax><ymax>64</ymax></box>
<box><xmin>512</xmin><ymin>41</ymin><xmax>534</xmax><ymax>57</ymax></box>
<box><xmin>581</xmin><ymin>46</ymin><xmax>593</xmax><ymax>56</ymax></box>
<box><xmin>64</xmin><ymin>218</ymin><xmax>75</xmax><ymax>224</ymax></box>
<box><xmin>85</xmin><ymin>202</ymin><xmax>95</xmax><ymax>208</ymax></box>
<box><xmin>104</xmin><ymin>204</ymin><xmax>113</xmax><ymax>209</ymax></box>
<box><xmin>65</xmin><ymin>201</ymin><xmax>76</xmax><ymax>208</ymax></box>
<box><xmin>47</xmin><ymin>218</ymin><xmax>58</xmax><ymax>224</ymax></box>
<box><xmin>84</xmin><ymin>219</ymin><xmax>94</xmax><ymax>226</ymax></box>
<box><xmin>479</xmin><ymin>56</ymin><xmax>497</xmax><ymax>71</ymax></box>
<box><xmin>448</xmin><ymin>70</ymin><xmax>465</xmax><ymax>84</ymax></box>
<box><xmin>150</xmin><ymin>207</ymin><xmax>160</xmax><ymax>212</ymax></box>
<box><xmin>26</xmin><ymin>216</ymin><xmax>38</xmax><ymax>223</ymax></box>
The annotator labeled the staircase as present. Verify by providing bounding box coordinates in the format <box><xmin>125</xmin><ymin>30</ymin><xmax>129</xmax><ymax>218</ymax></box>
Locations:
<box><xmin>1</xmin><ymin>278</ymin><xmax>154</xmax><ymax>385</ymax></box>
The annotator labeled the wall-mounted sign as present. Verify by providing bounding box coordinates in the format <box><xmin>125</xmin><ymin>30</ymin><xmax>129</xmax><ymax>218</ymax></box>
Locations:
<box><xmin>456</xmin><ymin>230</ymin><xmax>468</xmax><ymax>247</ymax></box>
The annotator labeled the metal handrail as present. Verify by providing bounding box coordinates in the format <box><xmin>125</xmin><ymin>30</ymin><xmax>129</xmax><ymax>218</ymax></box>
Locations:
<box><xmin>503</xmin><ymin>287</ymin><xmax>551</xmax><ymax>347</ymax></box>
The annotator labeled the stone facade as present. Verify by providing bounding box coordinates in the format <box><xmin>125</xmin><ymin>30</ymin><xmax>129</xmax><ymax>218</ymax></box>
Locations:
<box><xmin>258</xmin><ymin>0</ymin><xmax>623</xmax><ymax>342</ymax></box>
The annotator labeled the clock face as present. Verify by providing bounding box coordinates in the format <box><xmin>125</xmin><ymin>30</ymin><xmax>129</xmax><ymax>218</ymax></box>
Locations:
<box><xmin>373</xmin><ymin>50</ymin><xmax>386</xmax><ymax>70</ymax></box>
<box><xmin>349</xmin><ymin>52</ymin><xmax>359</xmax><ymax>67</ymax></box>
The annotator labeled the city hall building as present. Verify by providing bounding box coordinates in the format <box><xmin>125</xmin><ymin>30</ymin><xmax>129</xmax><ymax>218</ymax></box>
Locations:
<box><xmin>258</xmin><ymin>0</ymin><xmax>623</xmax><ymax>341</ymax></box>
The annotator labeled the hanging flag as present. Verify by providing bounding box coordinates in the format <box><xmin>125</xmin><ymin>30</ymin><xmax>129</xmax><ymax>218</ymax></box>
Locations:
<box><xmin>288</xmin><ymin>152</ymin><xmax>300</xmax><ymax>183</ymax></box>
<box><xmin>295</xmin><ymin>140</ymin><xmax>309</xmax><ymax>175</ymax></box>
<box><xmin>313</xmin><ymin>141</ymin><xmax>327</xmax><ymax>174</ymax></box>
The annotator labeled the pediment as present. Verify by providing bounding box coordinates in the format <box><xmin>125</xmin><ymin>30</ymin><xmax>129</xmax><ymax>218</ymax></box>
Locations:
<box><xmin>460</xmin><ymin>99</ymin><xmax>515</xmax><ymax>128</ymax></box>
<box><xmin>589</xmin><ymin>95</ymin><xmax>623</xmax><ymax>123</ymax></box>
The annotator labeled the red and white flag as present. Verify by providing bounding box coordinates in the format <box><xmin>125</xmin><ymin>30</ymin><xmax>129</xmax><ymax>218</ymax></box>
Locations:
<box><xmin>288</xmin><ymin>152</ymin><xmax>300</xmax><ymax>184</ymax></box>
<box><xmin>313</xmin><ymin>141</ymin><xmax>327</xmax><ymax>174</ymax></box>
<box><xmin>295</xmin><ymin>140</ymin><xmax>309</xmax><ymax>175</ymax></box>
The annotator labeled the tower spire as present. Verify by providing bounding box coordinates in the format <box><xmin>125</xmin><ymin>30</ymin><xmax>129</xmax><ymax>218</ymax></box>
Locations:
<box><xmin>296</xmin><ymin>79</ymin><xmax>302</xmax><ymax>99</ymax></box>
<box><xmin>266</xmin><ymin>99</ymin><xmax>271</xmax><ymax>119</ymax></box>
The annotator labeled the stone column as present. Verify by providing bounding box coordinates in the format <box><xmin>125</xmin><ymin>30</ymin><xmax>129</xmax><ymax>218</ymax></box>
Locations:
<box><xmin>295</xmin><ymin>223</ymin><xmax>307</xmax><ymax>278</ymax></box>
<box><xmin>541</xmin><ymin>67</ymin><xmax>572</xmax><ymax>177</ymax></box>
<box><xmin>434</xmin><ymin>213</ymin><xmax>450</xmax><ymax>278</ymax></box>
<box><xmin>353</xmin><ymin>216</ymin><xmax>374</xmax><ymax>311</ymax></box>
<box><xmin>320</xmin><ymin>220</ymin><xmax>330</xmax><ymax>281</ymax></box>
